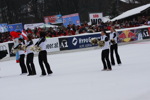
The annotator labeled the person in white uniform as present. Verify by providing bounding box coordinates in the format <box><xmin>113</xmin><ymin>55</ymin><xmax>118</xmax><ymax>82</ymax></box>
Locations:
<box><xmin>14</xmin><ymin>38</ymin><xmax>27</xmax><ymax>74</ymax></box>
<box><xmin>26</xmin><ymin>34</ymin><xmax>36</xmax><ymax>76</ymax></box>
<box><xmin>35</xmin><ymin>31</ymin><xmax>53</xmax><ymax>76</ymax></box>
<box><xmin>109</xmin><ymin>27</ymin><xmax>121</xmax><ymax>66</ymax></box>
<box><xmin>100</xmin><ymin>30</ymin><xmax>112</xmax><ymax>71</ymax></box>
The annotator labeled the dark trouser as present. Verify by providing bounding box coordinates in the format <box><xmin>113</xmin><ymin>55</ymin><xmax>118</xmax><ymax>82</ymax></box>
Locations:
<box><xmin>26</xmin><ymin>53</ymin><xmax>36</xmax><ymax>75</ymax></box>
<box><xmin>101</xmin><ymin>49</ymin><xmax>111</xmax><ymax>70</ymax></box>
<box><xmin>110</xmin><ymin>44</ymin><xmax>121</xmax><ymax>65</ymax></box>
<box><xmin>38</xmin><ymin>50</ymin><xmax>52</xmax><ymax>75</ymax></box>
<box><xmin>19</xmin><ymin>54</ymin><xmax>27</xmax><ymax>73</ymax></box>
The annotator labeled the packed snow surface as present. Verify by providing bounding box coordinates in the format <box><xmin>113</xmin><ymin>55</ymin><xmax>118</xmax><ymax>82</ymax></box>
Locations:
<box><xmin>0</xmin><ymin>41</ymin><xmax>150</xmax><ymax>100</ymax></box>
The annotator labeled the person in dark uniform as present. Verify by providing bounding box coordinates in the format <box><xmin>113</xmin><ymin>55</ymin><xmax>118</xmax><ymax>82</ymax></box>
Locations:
<box><xmin>35</xmin><ymin>31</ymin><xmax>53</xmax><ymax>76</ymax></box>
<box><xmin>26</xmin><ymin>34</ymin><xmax>36</xmax><ymax>76</ymax></box>
<box><xmin>14</xmin><ymin>38</ymin><xmax>28</xmax><ymax>74</ymax></box>
<box><xmin>109</xmin><ymin>27</ymin><xmax>122</xmax><ymax>66</ymax></box>
<box><xmin>100</xmin><ymin>30</ymin><xmax>112</xmax><ymax>71</ymax></box>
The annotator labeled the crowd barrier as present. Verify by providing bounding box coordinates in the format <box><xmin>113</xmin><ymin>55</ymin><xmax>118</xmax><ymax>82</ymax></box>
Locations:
<box><xmin>1</xmin><ymin>25</ymin><xmax>150</xmax><ymax>58</ymax></box>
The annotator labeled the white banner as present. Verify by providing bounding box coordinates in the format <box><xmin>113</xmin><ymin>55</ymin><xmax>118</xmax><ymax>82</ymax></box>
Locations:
<box><xmin>24</xmin><ymin>23</ymin><xmax>44</xmax><ymax>30</ymax></box>
<box><xmin>33</xmin><ymin>38</ymin><xmax>60</xmax><ymax>53</ymax></box>
<box><xmin>89</xmin><ymin>13</ymin><xmax>103</xmax><ymax>25</ymax></box>
<box><xmin>46</xmin><ymin>38</ymin><xmax>60</xmax><ymax>52</ymax></box>
<box><xmin>0</xmin><ymin>42</ymin><xmax>9</xmax><ymax>58</ymax></box>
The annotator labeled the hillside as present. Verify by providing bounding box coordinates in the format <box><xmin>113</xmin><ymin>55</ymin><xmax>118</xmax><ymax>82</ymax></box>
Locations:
<box><xmin>0</xmin><ymin>0</ymin><xmax>149</xmax><ymax>24</ymax></box>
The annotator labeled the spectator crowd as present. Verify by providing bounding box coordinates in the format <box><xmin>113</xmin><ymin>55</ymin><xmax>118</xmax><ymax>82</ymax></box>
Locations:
<box><xmin>0</xmin><ymin>16</ymin><xmax>150</xmax><ymax>43</ymax></box>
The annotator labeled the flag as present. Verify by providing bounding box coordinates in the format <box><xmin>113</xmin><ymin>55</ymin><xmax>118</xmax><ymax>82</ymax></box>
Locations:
<box><xmin>21</xmin><ymin>30</ymin><xmax>27</xmax><ymax>40</ymax></box>
<box><xmin>10</xmin><ymin>31</ymin><xmax>21</xmax><ymax>39</ymax></box>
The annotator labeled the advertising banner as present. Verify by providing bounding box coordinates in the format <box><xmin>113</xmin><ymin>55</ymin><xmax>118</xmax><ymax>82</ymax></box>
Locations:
<box><xmin>46</xmin><ymin>38</ymin><xmax>60</xmax><ymax>52</ymax></box>
<box><xmin>68</xmin><ymin>34</ymin><xmax>101</xmax><ymax>50</ymax></box>
<box><xmin>62</xmin><ymin>13</ymin><xmax>81</xmax><ymax>27</ymax></box>
<box><xmin>59</xmin><ymin>38</ymin><xmax>70</xmax><ymax>51</ymax></box>
<box><xmin>117</xmin><ymin>28</ymin><xmax>150</xmax><ymax>43</ymax></box>
<box><xmin>89</xmin><ymin>13</ymin><xmax>103</xmax><ymax>25</ymax></box>
<box><xmin>8</xmin><ymin>23</ymin><xmax>23</xmax><ymax>32</ymax></box>
<box><xmin>0</xmin><ymin>23</ymin><xmax>8</xmax><ymax>33</ymax></box>
<box><xmin>44</xmin><ymin>14</ymin><xmax>63</xmax><ymax>24</ymax></box>
<box><xmin>140</xmin><ymin>28</ymin><xmax>150</xmax><ymax>39</ymax></box>
<box><xmin>59</xmin><ymin>33</ymin><xmax>101</xmax><ymax>51</ymax></box>
<box><xmin>24</xmin><ymin>23</ymin><xmax>44</xmax><ymax>30</ymax></box>
<box><xmin>0</xmin><ymin>42</ymin><xmax>9</xmax><ymax>58</ymax></box>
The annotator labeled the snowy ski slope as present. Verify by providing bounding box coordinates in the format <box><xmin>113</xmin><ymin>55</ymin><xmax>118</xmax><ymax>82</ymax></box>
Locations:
<box><xmin>0</xmin><ymin>41</ymin><xmax>150</xmax><ymax>100</ymax></box>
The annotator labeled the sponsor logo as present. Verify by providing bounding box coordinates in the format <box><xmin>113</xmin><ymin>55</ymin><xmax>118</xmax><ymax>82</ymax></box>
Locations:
<box><xmin>72</xmin><ymin>37</ymin><xmax>78</xmax><ymax>46</ymax></box>
<box><xmin>46</xmin><ymin>42</ymin><xmax>59</xmax><ymax>49</ymax></box>
<box><xmin>61</xmin><ymin>39</ymin><xmax>68</xmax><ymax>48</ymax></box>
<box><xmin>78</xmin><ymin>37</ymin><xmax>100</xmax><ymax>44</ymax></box>
<box><xmin>142</xmin><ymin>29</ymin><xmax>149</xmax><ymax>37</ymax></box>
